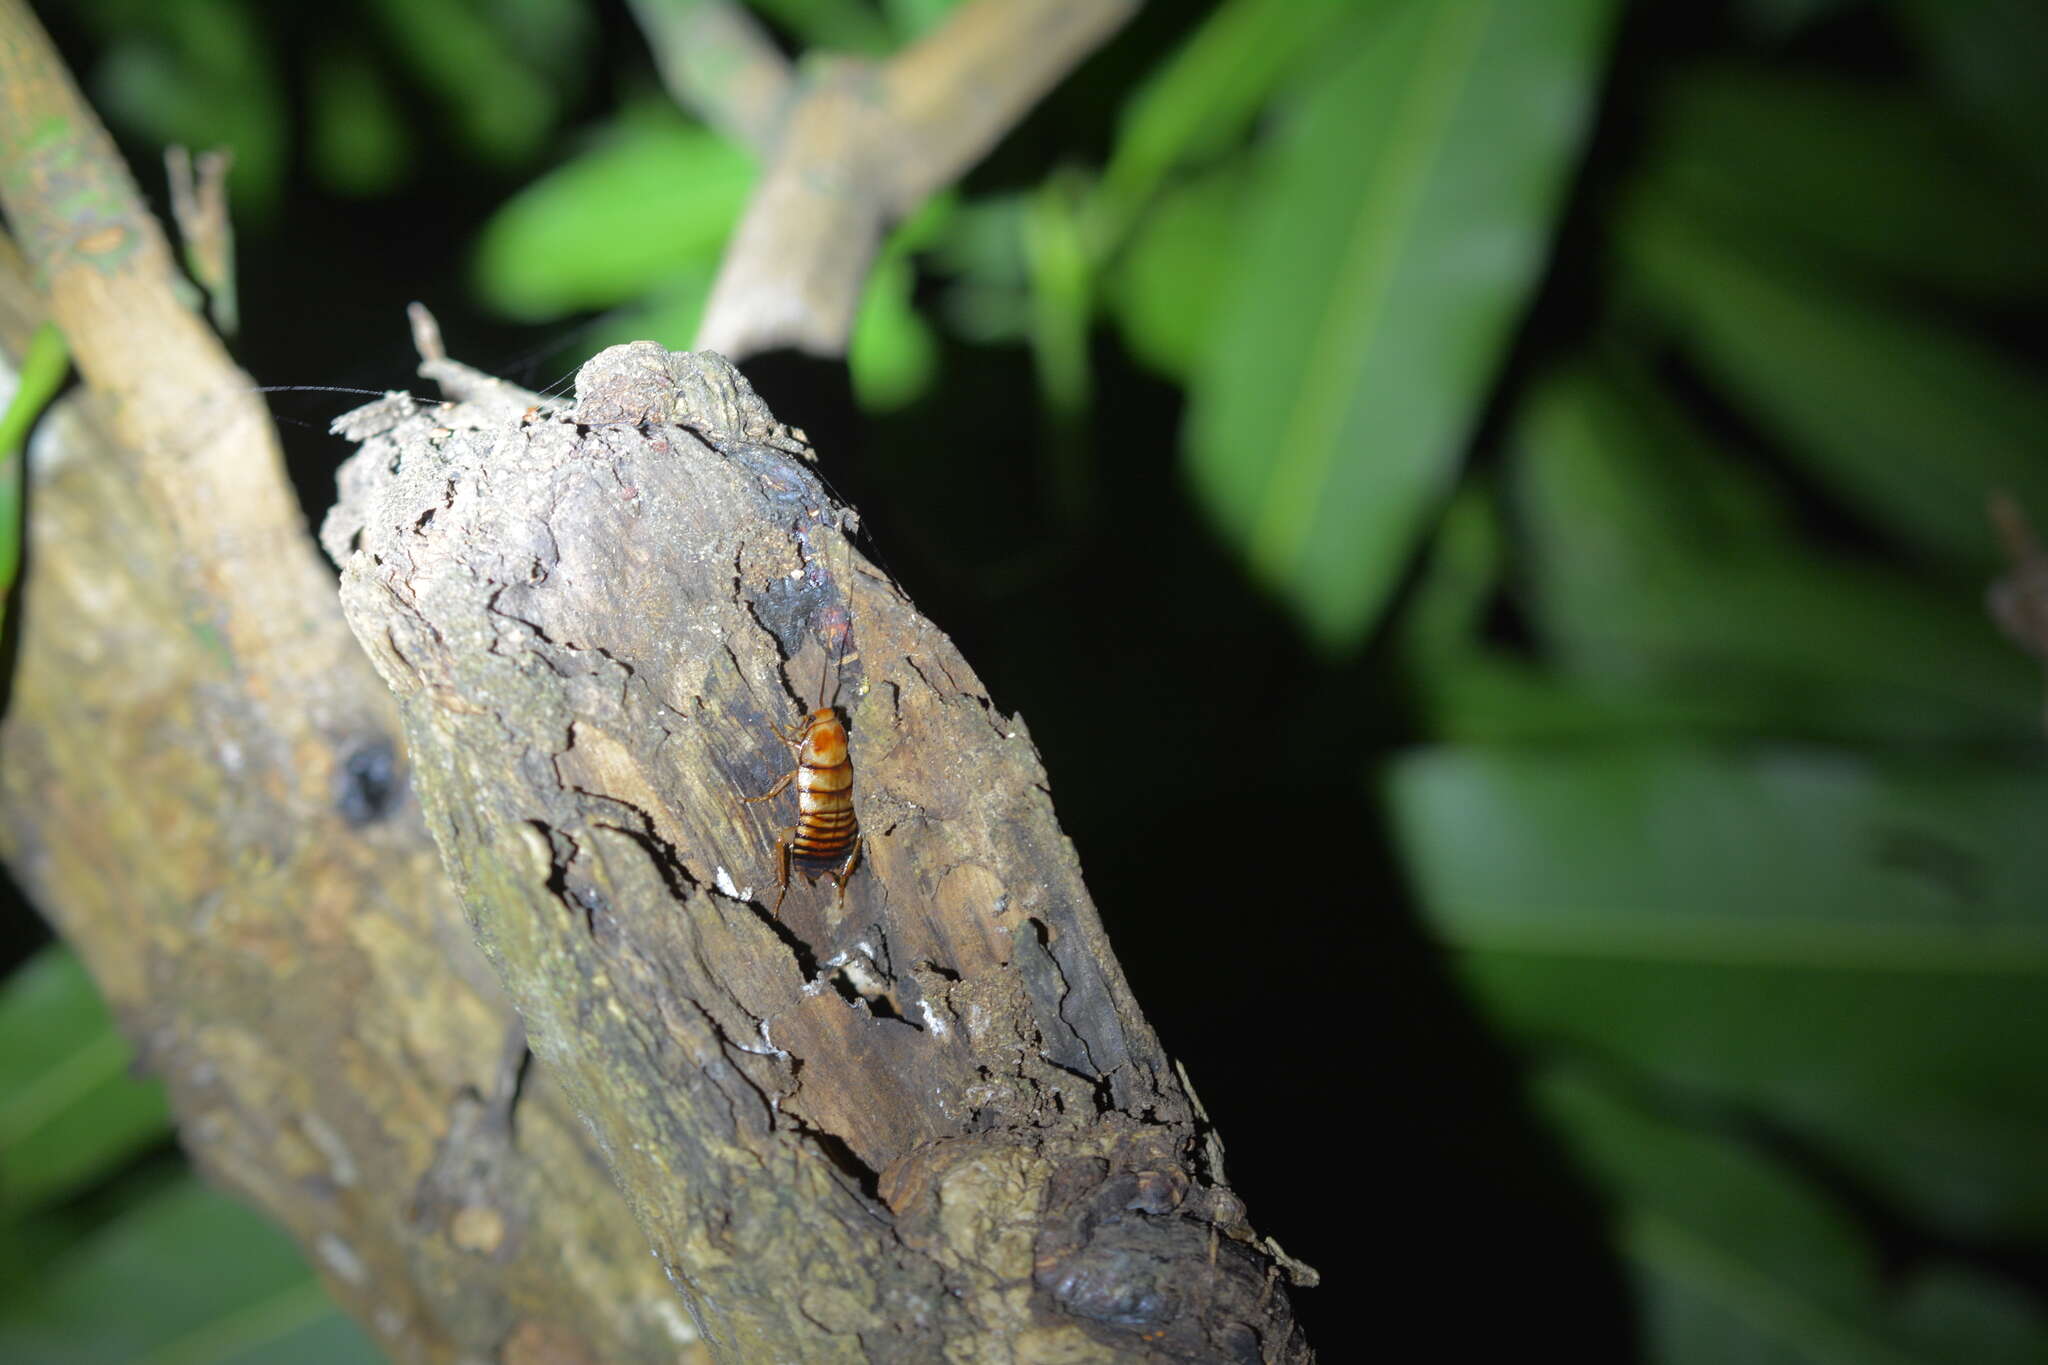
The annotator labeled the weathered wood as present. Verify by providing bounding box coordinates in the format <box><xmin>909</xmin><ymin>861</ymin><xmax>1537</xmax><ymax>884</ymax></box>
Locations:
<box><xmin>324</xmin><ymin>341</ymin><xmax>1316</xmax><ymax>1362</ymax></box>
<box><xmin>0</xmin><ymin>3</ymin><xmax>703</xmax><ymax>1353</ymax></box>
<box><xmin>0</xmin><ymin>277</ymin><xmax>704</xmax><ymax>1365</ymax></box>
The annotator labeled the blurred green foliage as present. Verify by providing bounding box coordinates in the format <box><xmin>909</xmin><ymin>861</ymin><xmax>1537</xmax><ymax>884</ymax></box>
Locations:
<box><xmin>0</xmin><ymin>947</ymin><xmax>375</xmax><ymax>1360</ymax></box>
<box><xmin>472</xmin><ymin>100</ymin><xmax>754</xmax><ymax>319</ymax></box>
<box><xmin>1183</xmin><ymin>0</ymin><xmax>1619</xmax><ymax>648</ymax></box>
<box><xmin>0</xmin><ymin>945</ymin><xmax>168</xmax><ymax>1222</ymax></box>
<box><xmin>73</xmin><ymin>0</ymin><xmax>286</xmax><ymax>219</ymax></box>
<box><xmin>18</xmin><ymin>0</ymin><xmax>2048</xmax><ymax>1359</ymax></box>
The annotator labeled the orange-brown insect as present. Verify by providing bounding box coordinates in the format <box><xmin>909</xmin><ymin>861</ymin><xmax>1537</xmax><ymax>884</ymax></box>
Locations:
<box><xmin>745</xmin><ymin>639</ymin><xmax>861</xmax><ymax>912</ymax></box>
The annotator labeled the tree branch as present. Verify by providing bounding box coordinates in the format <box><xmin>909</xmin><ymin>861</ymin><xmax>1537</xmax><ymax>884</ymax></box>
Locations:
<box><xmin>625</xmin><ymin>0</ymin><xmax>794</xmax><ymax>153</ymax></box>
<box><xmin>684</xmin><ymin>0</ymin><xmax>1138</xmax><ymax>358</ymax></box>
<box><xmin>0</xmin><ymin>3</ymin><xmax>702</xmax><ymax>1357</ymax></box>
<box><xmin>323</xmin><ymin>339</ymin><xmax>1315</xmax><ymax>1361</ymax></box>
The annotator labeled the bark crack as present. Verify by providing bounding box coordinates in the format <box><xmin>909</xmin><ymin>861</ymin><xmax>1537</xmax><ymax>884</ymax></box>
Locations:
<box><xmin>318</xmin><ymin>340</ymin><xmax>1311</xmax><ymax>1361</ymax></box>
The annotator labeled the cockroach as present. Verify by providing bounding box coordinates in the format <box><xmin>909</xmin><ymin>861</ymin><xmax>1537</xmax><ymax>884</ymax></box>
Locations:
<box><xmin>744</xmin><ymin>610</ymin><xmax>861</xmax><ymax>912</ymax></box>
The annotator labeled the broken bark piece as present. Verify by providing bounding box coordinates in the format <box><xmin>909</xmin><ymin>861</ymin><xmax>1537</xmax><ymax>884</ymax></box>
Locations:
<box><xmin>326</xmin><ymin>341</ymin><xmax>1314</xmax><ymax>1361</ymax></box>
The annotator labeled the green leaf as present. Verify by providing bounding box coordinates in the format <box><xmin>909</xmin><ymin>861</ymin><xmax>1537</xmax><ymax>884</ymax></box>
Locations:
<box><xmin>850</xmin><ymin>257</ymin><xmax>937</xmax><ymax>413</ymax></box>
<box><xmin>1401</xmin><ymin>481</ymin><xmax>1702</xmax><ymax>739</ymax></box>
<box><xmin>1391</xmin><ymin>744</ymin><xmax>2048</xmax><ymax>940</ymax></box>
<box><xmin>1109</xmin><ymin>158</ymin><xmax>1248</xmax><ymax>381</ymax></box>
<box><xmin>1387</xmin><ymin>743</ymin><xmax>2048</xmax><ymax>1241</ymax></box>
<box><xmin>84</xmin><ymin>0</ymin><xmax>287</xmax><ymax>218</ymax></box>
<box><xmin>846</xmin><ymin>199</ymin><xmax>949</xmax><ymax>411</ymax></box>
<box><xmin>1185</xmin><ymin>0</ymin><xmax>1620</xmax><ymax>652</ymax></box>
<box><xmin>1894</xmin><ymin>1265</ymin><xmax>2048</xmax><ymax>1365</ymax></box>
<box><xmin>1639</xmin><ymin>64</ymin><xmax>2048</xmax><ymax>302</ymax></box>
<box><xmin>489</xmin><ymin>0</ymin><xmax>596</xmax><ymax>70</ymax></box>
<box><xmin>0</xmin><ymin>1176</ymin><xmax>376</xmax><ymax>1364</ymax></box>
<box><xmin>878</xmin><ymin>0</ymin><xmax>969</xmax><ymax>43</ymax></box>
<box><xmin>1401</xmin><ymin>481</ymin><xmax>1505</xmax><ymax>664</ymax></box>
<box><xmin>527</xmin><ymin>267</ymin><xmax>718</xmax><ymax>373</ymax></box>
<box><xmin>1095</xmin><ymin>0</ymin><xmax>1350</xmax><ymax>240</ymax></box>
<box><xmin>1510</xmin><ymin>360</ymin><xmax>2039</xmax><ymax>744</ymax></box>
<box><xmin>1892</xmin><ymin>0</ymin><xmax>2048</xmax><ymax>201</ymax></box>
<box><xmin>1544</xmin><ymin>1073</ymin><xmax>2048</xmax><ymax>1362</ymax></box>
<box><xmin>1618</xmin><ymin>191</ymin><xmax>2048</xmax><ymax>573</ymax></box>
<box><xmin>0</xmin><ymin>946</ymin><xmax>171</xmax><ymax>1218</ymax></box>
<box><xmin>748</xmin><ymin>0</ymin><xmax>894</xmax><ymax>54</ymax></box>
<box><xmin>472</xmin><ymin>105</ymin><xmax>753</xmax><ymax>319</ymax></box>
<box><xmin>1023</xmin><ymin>172</ymin><xmax>1095</xmax><ymax>421</ymax></box>
<box><xmin>1396</xmin><ymin>482</ymin><xmax>1757</xmax><ymax>741</ymax></box>
<box><xmin>1535</xmin><ymin>1066</ymin><xmax>1920</xmax><ymax>1365</ymax></box>
<box><xmin>366</xmin><ymin>0</ymin><xmax>586</xmax><ymax>166</ymax></box>
<box><xmin>307</xmin><ymin>47</ymin><xmax>412</xmax><ymax>197</ymax></box>
<box><xmin>933</xmin><ymin>195</ymin><xmax>1031</xmax><ymax>344</ymax></box>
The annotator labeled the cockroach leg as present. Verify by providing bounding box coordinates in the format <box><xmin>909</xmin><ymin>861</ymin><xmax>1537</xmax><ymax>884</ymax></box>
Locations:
<box><xmin>770</xmin><ymin>831</ymin><xmax>794</xmax><ymax>913</ymax></box>
<box><xmin>743</xmin><ymin>770</ymin><xmax>794</xmax><ymax>804</ymax></box>
<box><xmin>826</xmin><ymin>838</ymin><xmax>862</xmax><ymax>910</ymax></box>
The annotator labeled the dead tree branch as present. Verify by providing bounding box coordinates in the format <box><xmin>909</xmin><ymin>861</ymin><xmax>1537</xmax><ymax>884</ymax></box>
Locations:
<box><xmin>321</xmin><ymin>339</ymin><xmax>1315</xmax><ymax>1361</ymax></box>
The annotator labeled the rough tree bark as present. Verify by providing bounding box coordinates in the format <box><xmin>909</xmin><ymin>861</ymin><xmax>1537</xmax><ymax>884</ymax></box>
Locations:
<box><xmin>0</xmin><ymin>0</ymin><xmax>1316</xmax><ymax>1358</ymax></box>
<box><xmin>0</xmin><ymin>5</ymin><xmax>701</xmax><ymax>1359</ymax></box>
<box><xmin>319</xmin><ymin>339</ymin><xmax>1316</xmax><ymax>1361</ymax></box>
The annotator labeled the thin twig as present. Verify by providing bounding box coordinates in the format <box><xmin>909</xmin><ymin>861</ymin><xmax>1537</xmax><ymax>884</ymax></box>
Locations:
<box><xmin>409</xmin><ymin>299</ymin><xmax>448</xmax><ymax>363</ymax></box>
<box><xmin>878</xmin><ymin>0</ymin><xmax>1139</xmax><ymax>206</ymax></box>
<box><xmin>624</xmin><ymin>0</ymin><xmax>793</xmax><ymax>153</ymax></box>
<box><xmin>166</xmin><ymin>144</ymin><xmax>238</xmax><ymax>336</ymax></box>
<box><xmin>409</xmin><ymin>301</ymin><xmax>542</xmax><ymax>414</ymax></box>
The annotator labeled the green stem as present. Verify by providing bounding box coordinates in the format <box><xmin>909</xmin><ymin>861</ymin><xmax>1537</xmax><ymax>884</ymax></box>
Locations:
<box><xmin>0</xmin><ymin>320</ymin><xmax>70</xmax><ymax>612</ymax></box>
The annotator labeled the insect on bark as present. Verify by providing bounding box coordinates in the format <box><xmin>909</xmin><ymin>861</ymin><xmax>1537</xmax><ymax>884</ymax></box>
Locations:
<box><xmin>745</xmin><ymin>615</ymin><xmax>861</xmax><ymax>912</ymax></box>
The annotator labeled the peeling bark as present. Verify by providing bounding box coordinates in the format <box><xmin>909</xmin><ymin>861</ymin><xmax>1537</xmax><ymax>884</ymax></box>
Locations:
<box><xmin>322</xmin><ymin>342</ymin><xmax>1316</xmax><ymax>1362</ymax></box>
